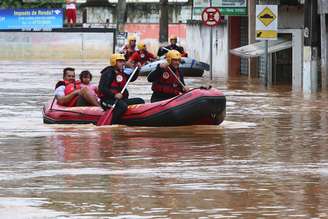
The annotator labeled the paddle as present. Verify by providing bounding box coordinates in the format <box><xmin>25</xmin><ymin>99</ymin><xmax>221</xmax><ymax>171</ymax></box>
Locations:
<box><xmin>167</xmin><ymin>66</ymin><xmax>186</xmax><ymax>90</ymax></box>
<box><xmin>96</xmin><ymin>67</ymin><xmax>139</xmax><ymax>126</ymax></box>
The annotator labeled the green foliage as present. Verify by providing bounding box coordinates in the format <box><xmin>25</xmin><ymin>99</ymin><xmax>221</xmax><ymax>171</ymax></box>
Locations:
<box><xmin>0</xmin><ymin>0</ymin><xmax>63</xmax><ymax>9</ymax></box>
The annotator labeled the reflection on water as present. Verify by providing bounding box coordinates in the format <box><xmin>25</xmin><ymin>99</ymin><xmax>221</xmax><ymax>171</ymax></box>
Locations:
<box><xmin>1</xmin><ymin>61</ymin><xmax>328</xmax><ymax>218</ymax></box>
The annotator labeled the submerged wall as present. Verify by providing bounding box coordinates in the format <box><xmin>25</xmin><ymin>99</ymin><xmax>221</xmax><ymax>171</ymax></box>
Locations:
<box><xmin>0</xmin><ymin>31</ymin><xmax>114</xmax><ymax>60</ymax></box>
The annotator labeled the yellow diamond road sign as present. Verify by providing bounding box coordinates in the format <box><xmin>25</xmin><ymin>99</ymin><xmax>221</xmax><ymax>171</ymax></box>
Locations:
<box><xmin>257</xmin><ymin>7</ymin><xmax>276</xmax><ymax>27</ymax></box>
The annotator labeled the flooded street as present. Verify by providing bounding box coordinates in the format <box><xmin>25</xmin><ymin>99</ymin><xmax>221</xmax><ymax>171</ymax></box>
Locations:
<box><xmin>1</xmin><ymin>60</ymin><xmax>328</xmax><ymax>218</ymax></box>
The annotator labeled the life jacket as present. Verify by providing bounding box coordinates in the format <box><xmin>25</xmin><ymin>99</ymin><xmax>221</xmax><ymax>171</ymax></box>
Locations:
<box><xmin>122</xmin><ymin>45</ymin><xmax>136</xmax><ymax>60</ymax></box>
<box><xmin>137</xmin><ymin>51</ymin><xmax>155</xmax><ymax>66</ymax></box>
<box><xmin>151</xmin><ymin>67</ymin><xmax>183</xmax><ymax>95</ymax></box>
<box><xmin>167</xmin><ymin>45</ymin><xmax>188</xmax><ymax>57</ymax></box>
<box><xmin>109</xmin><ymin>70</ymin><xmax>129</xmax><ymax>99</ymax></box>
<box><xmin>63</xmin><ymin>80</ymin><xmax>81</xmax><ymax>107</ymax></box>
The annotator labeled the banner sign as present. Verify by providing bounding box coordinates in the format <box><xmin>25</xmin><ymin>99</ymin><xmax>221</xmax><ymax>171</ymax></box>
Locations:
<box><xmin>0</xmin><ymin>8</ymin><xmax>63</xmax><ymax>30</ymax></box>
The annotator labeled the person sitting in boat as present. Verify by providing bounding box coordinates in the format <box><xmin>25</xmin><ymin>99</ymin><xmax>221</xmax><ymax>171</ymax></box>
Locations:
<box><xmin>54</xmin><ymin>67</ymin><xmax>100</xmax><ymax>107</ymax></box>
<box><xmin>79</xmin><ymin>70</ymin><xmax>100</xmax><ymax>103</ymax></box>
<box><xmin>157</xmin><ymin>35</ymin><xmax>188</xmax><ymax>58</ymax></box>
<box><xmin>147</xmin><ymin>50</ymin><xmax>189</xmax><ymax>103</ymax></box>
<box><xmin>126</xmin><ymin>42</ymin><xmax>157</xmax><ymax>68</ymax></box>
<box><xmin>120</xmin><ymin>35</ymin><xmax>137</xmax><ymax>61</ymax></box>
<box><xmin>98</xmin><ymin>53</ymin><xmax>145</xmax><ymax>124</ymax></box>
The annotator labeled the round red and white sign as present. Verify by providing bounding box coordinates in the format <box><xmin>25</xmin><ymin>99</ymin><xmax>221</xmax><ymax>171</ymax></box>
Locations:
<box><xmin>201</xmin><ymin>7</ymin><xmax>222</xmax><ymax>27</ymax></box>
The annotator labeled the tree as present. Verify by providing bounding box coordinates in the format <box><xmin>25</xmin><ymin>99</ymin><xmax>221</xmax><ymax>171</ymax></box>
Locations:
<box><xmin>159</xmin><ymin>0</ymin><xmax>168</xmax><ymax>43</ymax></box>
<box><xmin>0</xmin><ymin>0</ymin><xmax>59</xmax><ymax>8</ymax></box>
<box><xmin>116</xmin><ymin>0</ymin><xmax>126</xmax><ymax>33</ymax></box>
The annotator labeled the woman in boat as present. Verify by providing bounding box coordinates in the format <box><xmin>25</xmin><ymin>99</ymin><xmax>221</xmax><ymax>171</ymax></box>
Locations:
<box><xmin>147</xmin><ymin>50</ymin><xmax>189</xmax><ymax>103</ymax></box>
<box><xmin>98</xmin><ymin>53</ymin><xmax>145</xmax><ymax>124</ymax></box>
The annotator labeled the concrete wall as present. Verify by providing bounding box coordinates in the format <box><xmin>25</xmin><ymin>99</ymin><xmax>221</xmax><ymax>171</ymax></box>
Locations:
<box><xmin>278</xmin><ymin>5</ymin><xmax>304</xmax><ymax>29</ymax></box>
<box><xmin>186</xmin><ymin>23</ymin><xmax>229</xmax><ymax>78</ymax></box>
<box><xmin>124</xmin><ymin>23</ymin><xmax>187</xmax><ymax>54</ymax></box>
<box><xmin>0</xmin><ymin>32</ymin><xmax>114</xmax><ymax>60</ymax></box>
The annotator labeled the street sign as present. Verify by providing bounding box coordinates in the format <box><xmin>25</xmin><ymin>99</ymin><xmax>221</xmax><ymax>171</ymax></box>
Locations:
<box><xmin>213</xmin><ymin>0</ymin><xmax>246</xmax><ymax>7</ymax></box>
<box><xmin>201</xmin><ymin>7</ymin><xmax>222</xmax><ymax>26</ymax></box>
<box><xmin>194</xmin><ymin>0</ymin><xmax>246</xmax><ymax>8</ymax></box>
<box><xmin>256</xmin><ymin>5</ymin><xmax>278</xmax><ymax>40</ymax></box>
<box><xmin>258</xmin><ymin>7</ymin><xmax>276</xmax><ymax>26</ymax></box>
<box><xmin>194</xmin><ymin>7</ymin><xmax>246</xmax><ymax>18</ymax></box>
<box><xmin>193</xmin><ymin>0</ymin><xmax>247</xmax><ymax>17</ymax></box>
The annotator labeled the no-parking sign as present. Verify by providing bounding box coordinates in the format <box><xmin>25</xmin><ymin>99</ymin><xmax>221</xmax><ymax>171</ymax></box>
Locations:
<box><xmin>201</xmin><ymin>7</ymin><xmax>222</xmax><ymax>26</ymax></box>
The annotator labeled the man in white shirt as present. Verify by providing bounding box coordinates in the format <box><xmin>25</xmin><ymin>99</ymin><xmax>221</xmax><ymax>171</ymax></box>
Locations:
<box><xmin>54</xmin><ymin>67</ymin><xmax>99</xmax><ymax>107</ymax></box>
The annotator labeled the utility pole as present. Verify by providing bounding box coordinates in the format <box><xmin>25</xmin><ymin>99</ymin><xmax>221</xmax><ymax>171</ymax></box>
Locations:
<box><xmin>116</xmin><ymin>0</ymin><xmax>126</xmax><ymax>32</ymax></box>
<box><xmin>248</xmin><ymin>0</ymin><xmax>257</xmax><ymax>78</ymax></box>
<box><xmin>318</xmin><ymin>0</ymin><xmax>328</xmax><ymax>90</ymax></box>
<box><xmin>304</xmin><ymin>0</ymin><xmax>320</xmax><ymax>93</ymax></box>
<box><xmin>159</xmin><ymin>0</ymin><xmax>169</xmax><ymax>43</ymax></box>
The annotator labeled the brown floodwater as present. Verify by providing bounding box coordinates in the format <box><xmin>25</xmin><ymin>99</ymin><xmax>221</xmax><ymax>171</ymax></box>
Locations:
<box><xmin>0</xmin><ymin>61</ymin><xmax>328</xmax><ymax>218</ymax></box>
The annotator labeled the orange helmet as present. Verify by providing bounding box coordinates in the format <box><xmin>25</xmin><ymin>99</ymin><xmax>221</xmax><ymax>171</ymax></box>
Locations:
<box><xmin>137</xmin><ymin>42</ymin><xmax>146</xmax><ymax>50</ymax></box>
<box><xmin>110</xmin><ymin>53</ymin><xmax>125</xmax><ymax>66</ymax></box>
<box><xmin>166</xmin><ymin>50</ymin><xmax>181</xmax><ymax>64</ymax></box>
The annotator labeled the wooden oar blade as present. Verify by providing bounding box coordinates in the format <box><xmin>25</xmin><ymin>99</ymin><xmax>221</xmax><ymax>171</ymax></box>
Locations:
<box><xmin>96</xmin><ymin>107</ymin><xmax>114</xmax><ymax>126</ymax></box>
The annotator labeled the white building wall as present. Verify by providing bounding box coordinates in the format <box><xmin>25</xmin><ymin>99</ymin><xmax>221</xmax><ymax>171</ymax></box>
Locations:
<box><xmin>84</xmin><ymin>5</ymin><xmax>191</xmax><ymax>24</ymax></box>
<box><xmin>186</xmin><ymin>23</ymin><xmax>229</xmax><ymax>78</ymax></box>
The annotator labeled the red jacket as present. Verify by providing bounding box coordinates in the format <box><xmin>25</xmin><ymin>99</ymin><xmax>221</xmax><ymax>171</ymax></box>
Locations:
<box><xmin>98</xmin><ymin>66</ymin><xmax>139</xmax><ymax>101</ymax></box>
<box><xmin>55</xmin><ymin>80</ymin><xmax>81</xmax><ymax>107</ymax></box>
<box><xmin>129</xmin><ymin>50</ymin><xmax>156</xmax><ymax>66</ymax></box>
<box><xmin>148</xmin><ymin>65</ymin><xmax>184</xmax><ymax>95</ymax></box>
<box><xmin>121</xmin><ymin>44</ymin><xmax>136</xmax><ymax>60</ymax></box>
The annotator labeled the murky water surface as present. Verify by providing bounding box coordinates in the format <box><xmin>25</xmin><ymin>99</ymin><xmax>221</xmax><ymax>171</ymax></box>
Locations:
<box><xmin>1</xmin><ymin>61</ymin><xmax>328</xmax><ymax>218</ymax></box>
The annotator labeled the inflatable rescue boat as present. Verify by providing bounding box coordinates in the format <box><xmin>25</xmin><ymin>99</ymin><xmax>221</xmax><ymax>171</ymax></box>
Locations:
<box><xmin>43</xmin><ymin>87</ymin><xmax>226</xmax><ymax>126</ymax></box>
<box><xmin>140</xmin><ymin>57</ymin><xmax>210</xmax><ymax>77</ymax></box>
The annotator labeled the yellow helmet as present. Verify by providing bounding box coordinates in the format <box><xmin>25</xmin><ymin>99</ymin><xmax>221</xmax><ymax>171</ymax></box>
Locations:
<box><xmin>128</xmin><ymin>35</ymin><xmax>136</xmax><ymax>43</ymax></box>
<box><xmin>169</xmin><ymin>35</ymin><xmax>177</xmax><ymax>41</ymax></box>
<box><xmin>166</xmin><ymin>50</ymin><xmax>181</xmax><ymax>64</ymax></box>
<box><xmin>137</xmin><ymin>42</ymin><xmax>146</xmax><ymax>50</ymax></box>
<box><xmin>110</xmin><ymin>53</ymin><xmax>125</xmax><ymax>66</ymax></box>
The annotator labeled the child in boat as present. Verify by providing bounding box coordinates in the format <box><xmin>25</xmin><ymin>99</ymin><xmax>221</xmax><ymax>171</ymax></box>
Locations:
<box><xmin>79</xmin><ymin>70</ymin><xmax>99</xmax><ymax>101</ymax></box>
<box><xmin>54</xmin><ymin>68</ymin><xmax>100</xmax><ymax>107</ymax></box>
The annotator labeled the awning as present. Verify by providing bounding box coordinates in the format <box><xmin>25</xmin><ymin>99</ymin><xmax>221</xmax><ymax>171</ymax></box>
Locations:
<box><xmin>230</xmin><ymin>39</ymin><xmax>292</xmax><ymax>58</ymax></box>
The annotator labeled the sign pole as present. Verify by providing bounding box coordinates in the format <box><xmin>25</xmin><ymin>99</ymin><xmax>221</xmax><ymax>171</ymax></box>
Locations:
<box><xmin>210</xmin><ymin>0</ymin><xmax>213</xmax><ymax>80</ymax></box>
<box><xmin>264</xmin><ymin>40</ymin><xmax>268</xmax><ymax>86</ymax></box>
<box><xmin>201</xmin><ymin>4</ymin><xmax>221</xmax><ymax>81</ymax></box>
<box><xmin>210</xmin><ymin>28</ymin><xmax>213</xmax><ymax>80</ymax></box>
<box><xmin>256</xmin><ymin>4</ymin><xmax>278</xmax><ymax>87</ymax></box>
